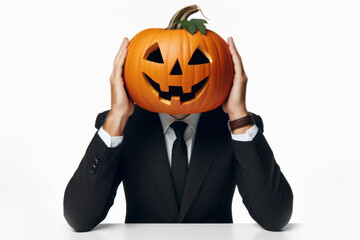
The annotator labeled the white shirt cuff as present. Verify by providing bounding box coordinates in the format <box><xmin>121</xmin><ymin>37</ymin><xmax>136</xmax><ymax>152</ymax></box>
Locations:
<box><xmin>97</xmin><ymin>126</ymin><xmax>124</xmax><ymax>148</ymax></box>
<box><xmin>230</xmin><ymin>124</ymin><xmax>259</xmax><ymax>141</ymax></box>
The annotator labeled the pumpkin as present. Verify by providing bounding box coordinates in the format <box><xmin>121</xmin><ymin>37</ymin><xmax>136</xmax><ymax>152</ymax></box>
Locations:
<box><xmin>123</xmin><ymin>5</ymin><xmax>234</xmax><ymax>114</ymax></box>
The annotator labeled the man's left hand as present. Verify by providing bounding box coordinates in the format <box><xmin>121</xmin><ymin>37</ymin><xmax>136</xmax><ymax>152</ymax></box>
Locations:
<box><xmin>222</xmin><ymin>37</ymin><xmax>253</xmax><ymax>133</ymax></box>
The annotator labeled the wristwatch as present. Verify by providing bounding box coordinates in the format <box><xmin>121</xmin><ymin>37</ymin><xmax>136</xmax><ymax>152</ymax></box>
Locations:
<box><xmin>227</xmin><ymin>113</ymin><xmax>255</xmax><ymax>132</ymax></box>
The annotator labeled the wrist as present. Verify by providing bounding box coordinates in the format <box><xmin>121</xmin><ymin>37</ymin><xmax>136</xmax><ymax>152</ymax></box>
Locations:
<box><xmin>227</xmin><ymin>109</ymin><xmax>255</xmax><ymax>134</ymax></box>
<box><xmin>103</xmin><ymin>112</ymin><xmax>129</xmax><ymax>137</ymax></box>
<box><xmin>228</xmin><ymin>108</ymin><xmax>248</xmax><ymax>121</ymax></box>
<box><xmin>232</xmin><ymin>124</ymin><xmax>254</xmax><ymax>135</ymax></box>
<box><xmin>109</xmin><ymin>108</ymin><xmax>131</xmax><ymax>119</ymax></box>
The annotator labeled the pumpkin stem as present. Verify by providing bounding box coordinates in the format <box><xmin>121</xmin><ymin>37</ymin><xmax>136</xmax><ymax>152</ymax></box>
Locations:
<box><xmin>166</xmin><ymin>5</ymin><xmax>208</xmax><ymax>30</ymax></box>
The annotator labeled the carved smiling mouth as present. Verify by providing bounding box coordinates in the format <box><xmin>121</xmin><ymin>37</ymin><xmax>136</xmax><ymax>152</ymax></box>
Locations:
<box><xmin>143</xmin><ymin>73</ymin><xmax>209</xmax><ymax>102</ymax></box>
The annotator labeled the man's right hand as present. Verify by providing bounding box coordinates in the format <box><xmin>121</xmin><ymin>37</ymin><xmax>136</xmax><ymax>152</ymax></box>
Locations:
<box><xmin>103</xmin><ymin>37</ymin><xmax>134</xmax><ymax>137</ymax></box>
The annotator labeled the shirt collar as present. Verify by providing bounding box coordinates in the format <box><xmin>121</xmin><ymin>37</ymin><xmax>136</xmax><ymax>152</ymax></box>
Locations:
<box><xmin>158</xmin><ymin>112</ymin><xmax>201</xmax><ymax>135</ymax></box>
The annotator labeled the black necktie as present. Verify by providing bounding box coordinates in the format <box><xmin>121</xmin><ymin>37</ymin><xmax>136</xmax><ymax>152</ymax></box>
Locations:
<box><xmin>170</xmin><ymin>121</ymin><xmax>188</xmax><ymax>206</ymax></box>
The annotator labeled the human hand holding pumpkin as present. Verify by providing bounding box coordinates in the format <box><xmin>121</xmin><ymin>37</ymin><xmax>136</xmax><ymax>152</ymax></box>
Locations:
<box><xmin>103</xmin><ymin>37</ymin><xmax>135</xmax><ymax>137</ymax></box>
<box><xmin>222</xmin><ymin>37</ymin><xmax>253</xmax><ymax>134</ymax></box>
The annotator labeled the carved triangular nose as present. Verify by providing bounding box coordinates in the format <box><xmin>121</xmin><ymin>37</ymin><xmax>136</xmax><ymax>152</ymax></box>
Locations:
<box><xmin>170</xmin><ymin>59</ymin><xmax>182</xmax><ymax>75</ymax></box>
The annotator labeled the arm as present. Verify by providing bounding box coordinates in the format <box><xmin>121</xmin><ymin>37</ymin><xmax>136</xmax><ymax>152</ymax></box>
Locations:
<box><xmin>222</xmin><ymin>37</ymin><xmax>293</xmax><ymax>230</ymax></box>
<box><xmin>63</xmin><ymin>111</ymin><xmax>127</xmax><ymax>232</ymax></box>
<box><xmin>63</xmin><ymin>37</ymin><xmax>134</xmax><ymax>231</ymax></box>
<box><xmin>232</xmin><ymin>114</ymin><xmax>293</xmax><ymax>231</ymax></box>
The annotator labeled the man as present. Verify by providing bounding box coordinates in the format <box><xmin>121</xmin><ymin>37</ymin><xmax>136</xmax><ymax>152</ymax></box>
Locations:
<box><xmin>63</xmin><ymin>37</ymin><xmax>293</xmax><ymax>232</ymax></box>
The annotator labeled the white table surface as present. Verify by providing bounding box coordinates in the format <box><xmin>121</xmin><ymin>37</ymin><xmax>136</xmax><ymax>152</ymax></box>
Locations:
<box><xmin>61</xmin><ymin>223</ymin><xmax>302</xmax><ymax>240</ymax></box>
<box><xmin>4</xmin><ymin>222</ymin><xmax>353</xmax><ymax>240</ymax></box>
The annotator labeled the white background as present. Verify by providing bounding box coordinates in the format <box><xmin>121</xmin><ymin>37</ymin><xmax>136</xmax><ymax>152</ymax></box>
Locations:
<box><xmin>0</xmin><ymin>0</ymin><xmax>359</xmax><ymax>239</ymax></box>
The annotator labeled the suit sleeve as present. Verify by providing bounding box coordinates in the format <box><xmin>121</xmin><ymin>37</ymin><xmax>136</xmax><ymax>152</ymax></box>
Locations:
<box><xmin>63</xmin><ymin>110</ymin><xmax>124</xmax><ymax>232</ymax></box>
<box><xmin>232</xmin><ymin>113</ymin><xmax>293</xmax><ymax>231</ymax></box>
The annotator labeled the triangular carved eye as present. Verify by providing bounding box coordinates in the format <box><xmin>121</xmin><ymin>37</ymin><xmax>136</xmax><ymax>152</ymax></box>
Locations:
<box><xmin>144</xmin><ymin>43</ymin><xmax>164</xmax><ymax>63</ymax></box>
<box><xmin>188</xmin><ymin>48</ymin><xmax>210</xmax><ymax>65</ymax></box>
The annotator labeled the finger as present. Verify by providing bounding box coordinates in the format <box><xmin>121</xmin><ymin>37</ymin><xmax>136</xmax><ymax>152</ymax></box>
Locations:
<box><xmin>238</xmin><ymin>56</ymin><xmax>247</xmax><ymax>79</ymax></box>
<box><xmin>114</xmin><ymin>37</ymin><xmax>130</xmax><ymax>65</ymax></box>
<box><xmin>113</xmin><ymin>39</ymin><xmax>126</xmax><ymax>64</ymax></box>
<box><xmin>118</xmin><ymin>47</ymin><xmax>128</xmax><ymax>68</ymax></box>
<box><xmin>113</xmin><ymin>48</ymin><xmax>124</xmax><ymax>72</ymax></box>
<box><xmin>114</xmin><ymin>37</ymin><xmax>129</xmax><ymax>65</ymax></box>
<box><xmin>113</xmin><ymin>48</ymin><xmax>128</xmax><ymax>81</ymax></box>
<box><xmin>228</xmin><ymin>37</ymin><xmax>247</xmax><ymax>80</ymax></box>
<box><xmin>227</xmin><ymin>37</ymin><xmax>240</xmax><ymax>59</ymax></box>
<box><xmin>227</xmin><ymin>37</ymin><xmax>243</xmax><ymax>76</ymax></box>
<box><xmin>112</xmin><ymin>38</ymin><xmax>129</xmax><ymax>73</ymax></box>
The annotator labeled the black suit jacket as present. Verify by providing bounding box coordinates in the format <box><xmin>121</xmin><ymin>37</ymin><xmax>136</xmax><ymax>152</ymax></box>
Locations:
<box><xmin>63</xmin><ymin>105</ymin><xmax>293</xmax><ymax>232</ymax></box>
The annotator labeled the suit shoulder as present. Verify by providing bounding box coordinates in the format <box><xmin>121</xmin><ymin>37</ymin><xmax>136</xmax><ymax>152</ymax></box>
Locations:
<box><xmin>94</xmin><ymin>105</ymin><xmax>147</xmax><ymax>130</ymax></box>
<box><xmin>94</xmin><ymin>110</ymin><xmax>110</xmax><ymax>129</ymax></box>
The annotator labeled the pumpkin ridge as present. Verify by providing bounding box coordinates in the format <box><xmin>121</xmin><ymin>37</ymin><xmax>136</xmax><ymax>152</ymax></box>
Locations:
<box><xmin>214</xmin><ymin>31</ymin><xmax>231</xmax><ymax>109</ymax></box>
<box><xmin>199</xmin><ymin>31</ymin><xmax>210</xmax><ymax>110</ymax></box>
<box><xmin>150</xmin><ymin>29</ymin><xmax>164</xmax><ymax>108</ymax></box>
<box><xmin>204</xmin><ymin>31</ymin><xmax>219</xmax><ymax>110</ymax></box>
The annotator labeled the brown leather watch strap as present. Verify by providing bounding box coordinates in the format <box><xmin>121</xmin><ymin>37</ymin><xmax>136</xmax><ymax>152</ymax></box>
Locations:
<box><xmin>229</xmin><ymin>113</ymin><xmax>255</xmax><ymax>131</ymax></box>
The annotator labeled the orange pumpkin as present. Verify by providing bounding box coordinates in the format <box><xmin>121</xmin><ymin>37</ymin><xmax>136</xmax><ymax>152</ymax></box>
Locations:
<box><xmin>123</xmin><ymin>5</ymin><xmax>234</xmax><ymax>114</ymax></box>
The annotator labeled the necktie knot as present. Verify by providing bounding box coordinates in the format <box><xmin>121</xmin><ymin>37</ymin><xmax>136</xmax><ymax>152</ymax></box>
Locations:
<box><xmin>170</xmin><ymin>121</ymin><xmax>188</xmax><ymax>140</ymax></box>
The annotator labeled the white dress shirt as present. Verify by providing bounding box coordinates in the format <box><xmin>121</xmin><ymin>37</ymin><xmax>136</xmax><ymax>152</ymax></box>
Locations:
<box><xmin>97</xmin><ymin>112</ymin><xmax>259</xmax><ymax>167</ymax></box>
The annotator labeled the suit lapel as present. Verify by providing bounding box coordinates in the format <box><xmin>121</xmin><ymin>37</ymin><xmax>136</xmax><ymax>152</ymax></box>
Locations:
<box><xmin>142</xmin><ymin>110</ymin><xmax>179</xmax><ymax>221</ymax></box>
<box><xmin>177</xmin><ymin>108</ymin><xmax>225</xmax><ymax>222</ymax></box>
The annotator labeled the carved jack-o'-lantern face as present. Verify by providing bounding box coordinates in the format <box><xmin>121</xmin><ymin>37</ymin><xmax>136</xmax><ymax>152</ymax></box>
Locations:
<box><xmin>123</xmin><ymin>6</ymin><xmax>234</xmax><ymax>114</ymax></box>
<box><xmin>123</xmin><ymin>29</ymin><xmax>234</xmax><ymax>115</ymax></box>
<box><xmin>143</xmin><ymin>42</ymin><xmax>211</xmax><ymax>102</ymax></box>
